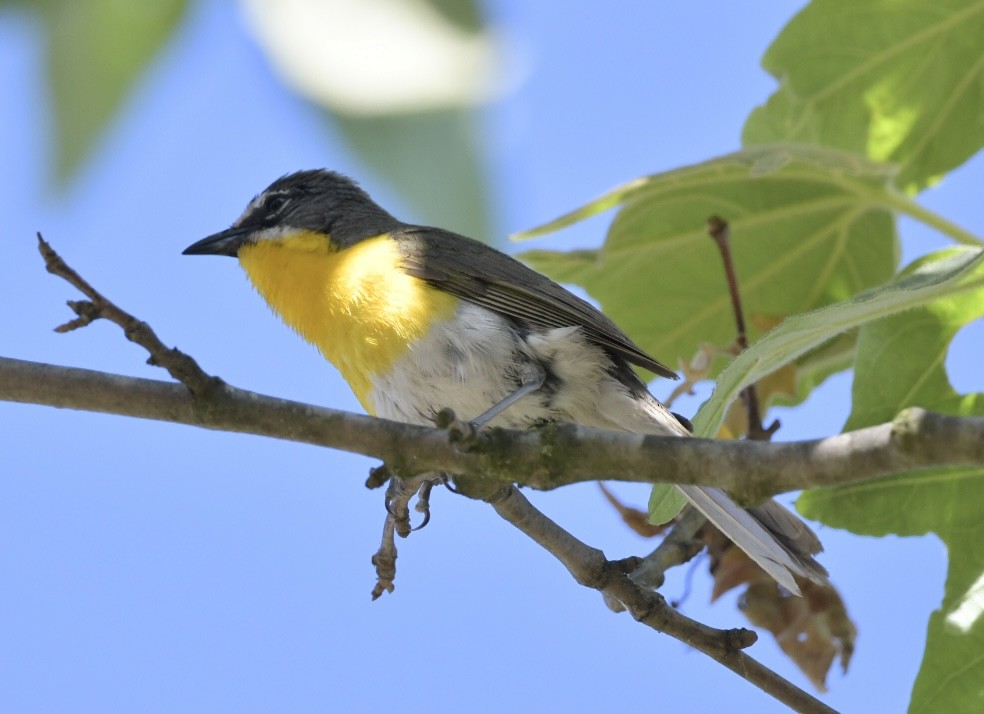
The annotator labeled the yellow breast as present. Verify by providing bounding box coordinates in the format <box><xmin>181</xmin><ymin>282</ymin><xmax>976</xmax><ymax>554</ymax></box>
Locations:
<box><xmin>238</xmin><ymin>231</ymin><xmax>459</xmax><ymax>413</ymax></box>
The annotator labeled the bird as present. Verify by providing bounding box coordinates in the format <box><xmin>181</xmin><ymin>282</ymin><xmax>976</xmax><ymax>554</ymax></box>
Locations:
<box><xmin>183</xmin><ymin>169</ymin><xmax>826</xmax><ymax>594</ymax></box>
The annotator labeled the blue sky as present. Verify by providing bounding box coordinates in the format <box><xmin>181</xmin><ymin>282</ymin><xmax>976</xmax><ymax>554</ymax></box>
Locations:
<box><xmin>2</xmin><ymin>1</ymin><xmax>981</xmax><ymax>712</ymax></box>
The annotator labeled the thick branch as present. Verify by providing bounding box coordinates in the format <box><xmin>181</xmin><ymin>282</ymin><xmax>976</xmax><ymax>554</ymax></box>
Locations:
<box><xmin>488</xmin><ymin>487</ymin><xmax>836</xmax><ymax>714</ymax></box>
<box><xmin>2</xmin><ymin>356</ymin><xmax>982</xmax><ymax>500</ymax></box>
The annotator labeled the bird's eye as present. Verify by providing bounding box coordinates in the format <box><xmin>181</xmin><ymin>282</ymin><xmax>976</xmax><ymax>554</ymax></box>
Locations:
<box><xmin>265</xmin><ymin>194</ymin><xmax>289</xmax><ymax>214</ymax></box>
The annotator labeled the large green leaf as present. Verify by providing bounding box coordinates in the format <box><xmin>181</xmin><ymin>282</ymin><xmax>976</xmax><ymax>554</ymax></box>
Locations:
<box><xmin>798</xmin><ymin>249</ymin><xmax>984</xmax><ymax>712</ymax></box>
<box><xmin>693</xmin><ymin>247</ymin><xmax>984</xmax><ymax>437</ymax></box>
<box><xmin>26</xmin><ymin>0</ymin><xmax>189</xmax><ymax>181</ymax></box>
<box><xmin>520</xmin><ymin>144</ymin><xmax>900</xmax><ymax>390</ymax></box>
<box><xmin>744</xmin><ymin>0</ymin><xmax>984</xmax><ymax>194</ymax></box>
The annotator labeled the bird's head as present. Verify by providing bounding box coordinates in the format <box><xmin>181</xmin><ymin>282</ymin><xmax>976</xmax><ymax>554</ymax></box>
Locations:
<box><xmin>183</xmin><ymin>170</ymin><xmax>399</xmax><ymax>257</ymax></box>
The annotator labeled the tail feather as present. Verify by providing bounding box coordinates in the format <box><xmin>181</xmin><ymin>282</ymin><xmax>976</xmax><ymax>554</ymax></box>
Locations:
<box><xmin>748</xmin><ymin>499</ymin><xmax>825</xmax><ymax>567</ymax></box>
<box><xmin>677</xmin><ymin>485</ymin><xmax>827</xmax><ymax>596</ymax></box>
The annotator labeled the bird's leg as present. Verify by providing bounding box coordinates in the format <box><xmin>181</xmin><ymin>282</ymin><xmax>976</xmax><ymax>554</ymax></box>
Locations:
<box><xmin>373</xmin><ymin>355</ymin><xmax>545</xmax><ymax>598</ymax></box>
<box><xmin>413</xmin><ymin>477</ymin><xmax>443</xmax><ymax>530</ymax></box>
<box><xmin>472</xmin><ymin>363</ymin><xmax>547</xmax><ymax>428</ymax></box>
<box><xmin>376</xmin><ymin>362</ymin><xmax>548</xmax><ymax>588</ymax></box>
<box><xmin>371</xmin><ymin>471</ymin><xmax>445</xmax><ymax>598</ymax></box>
<box><xmin>384</xmin><ymin>473</ymin><xmax>433</xmax><ymax>538</ymax></box>
<box><xmin>370</xmin><ymin>512</ymin><xmax>398</xmax><ymax>600</ymax></box>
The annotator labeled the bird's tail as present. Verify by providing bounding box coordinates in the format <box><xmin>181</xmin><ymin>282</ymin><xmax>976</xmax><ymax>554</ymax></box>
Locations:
<box><xmin>676</xmin><ymin>484</ymin><xmax>827</xmax><ymax>596</ymax></box>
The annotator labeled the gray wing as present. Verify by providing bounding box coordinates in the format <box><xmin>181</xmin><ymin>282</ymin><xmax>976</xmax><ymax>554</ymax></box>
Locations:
<box><xmin>395</xmin><ymin>226</ymin><xmax>678</xmax><ymax>380</ymax></box>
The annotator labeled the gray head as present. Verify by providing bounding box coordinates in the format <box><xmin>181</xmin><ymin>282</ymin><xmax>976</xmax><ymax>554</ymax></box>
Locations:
<box><xmin>183</xmin><ymin>170</ymin><xmax>401</xmax><ymax>257</ymax></box>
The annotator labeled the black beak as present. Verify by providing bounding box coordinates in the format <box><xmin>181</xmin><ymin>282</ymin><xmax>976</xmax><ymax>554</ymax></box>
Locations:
<box><xmin>182</xmin><ymin>226</ymin><xmax>252</xmax><ymax>257</ymax></box>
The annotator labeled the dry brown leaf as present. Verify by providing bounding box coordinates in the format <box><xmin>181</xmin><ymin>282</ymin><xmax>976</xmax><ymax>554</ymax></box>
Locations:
<box><xmin>597</xmin><ymin>381</ymin><xmax>856</xmax><ymax>692</ymax></box>
<box><xmin>709</xmin><ymin>542</ymin><xmax>774</xmax><ymax>600</ymax></box>
<box><xmin>742</xmin><ymin>578</ymin><xmax>857</xmax><ymax>691</ymax></box>
<box><xmin>598</xmin><ymin>483</ymin><xmax>668</xmax><ymax>537</ymax></box>
<box><xmin>664</xmin><ymin>341</ymin><xmax>720</xmax><ymax>409</ymax></box>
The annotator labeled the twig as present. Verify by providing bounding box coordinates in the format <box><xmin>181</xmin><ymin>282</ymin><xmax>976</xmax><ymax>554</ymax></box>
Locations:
<box><xmin>630</xmin><ymin>507</ymin><xmax>707</xmax><ymax>590</ymax></box>
<box><xmin>37</xmin><ymin>234</ymin><xmax>216</xmax><ymax>396</ymax></box>
<box><xmin>707</xmin><ymin>217</ymin><xmax>779</xmax><ymax>441</ymax></box>
<box><xmin>487</xmin><ymin>487</ymin><xmax>837</xmax><ymax>714</ymax></box>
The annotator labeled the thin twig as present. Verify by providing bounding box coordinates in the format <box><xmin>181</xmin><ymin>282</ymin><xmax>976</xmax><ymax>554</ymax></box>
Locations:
<box><xmin>630</xmin><ymin>507</ymin><xmax>707</xmax><ymax>590</ymax></box>
<box><xmin>707</xmin><ymin>217</ymin><xmax>779</xmax><ymax>441</ymax></box>
<box><xmin>37</xmin><ymin>233</ymin><xmax>216</xmax><ymax>396</ymax></box>
<box><xmin>487</xmin><ymin>487</ymin><xmax>838</xmax><ymax>714</ymax></box>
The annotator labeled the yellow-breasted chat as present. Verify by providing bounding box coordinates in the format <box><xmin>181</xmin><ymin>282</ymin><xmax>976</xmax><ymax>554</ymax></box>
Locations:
<box><xmin>183</xmin><ymin>169</ymin><xmax>825</xmax><ymax>594</ymax></box>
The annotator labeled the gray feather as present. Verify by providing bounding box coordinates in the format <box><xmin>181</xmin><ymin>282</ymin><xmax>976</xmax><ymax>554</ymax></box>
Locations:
<box><xmin>677</xmin><ymin>485</ymin><xmax>826</xmax><ymax>595</ymax></box>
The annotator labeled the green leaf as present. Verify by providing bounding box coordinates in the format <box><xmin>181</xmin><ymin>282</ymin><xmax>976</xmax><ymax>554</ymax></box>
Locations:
<box><xmin>799</xmin><ymin>465</ymin><xmax>984</xmax><ymax>713</ymax></box>
<box><xmin>34</xmin><ymin>0</ymin><xmax>188</xmax><ymax>181</ymax></box>
<box><xmin>797</xmin><ymin>249</ymin><xmax>984</xmax><ymax>713</ymax></box>
<box><xmin>520</xmin><ymin>144</ymin><xmax>899</xmax><ymax>392</ymax></box>
<box><xmin>427</xmin><ymin>0</ymin><xmax>483</xmax><ymax>31</ymax></box>
<box><xmin>693</xmin><ymin>247</ymin><xmax>984</xmax><ymax>437</ymax></box>
<box><xmin>846</xmin><ymin>249</ymin><xmax>984</xmax><ymax>429</ymax></box>
<box><xmin>912</xmin><ymin>593</ymin><xmax>984</xmax><ymax>714</ymax></box>
<box><xmin>743</xmin><ymin>0</ymin><xmax>984</xmax><ymax>194</ymax></box>
<box><xmin>647</xmin><ymin>485</ymin><xmax>687</xmax><ymax>525</ymax></box>
<box><xmin>777</xmin><ymin>330</ymin><xmax>858</xmax><ymax>407</ymax></box>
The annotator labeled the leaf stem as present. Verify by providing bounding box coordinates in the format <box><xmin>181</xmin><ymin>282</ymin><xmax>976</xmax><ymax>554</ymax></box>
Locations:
<box><xmin>879</xmin><ymin>190</ymin><xmax>984</xmax><ymax>247</ymax></box>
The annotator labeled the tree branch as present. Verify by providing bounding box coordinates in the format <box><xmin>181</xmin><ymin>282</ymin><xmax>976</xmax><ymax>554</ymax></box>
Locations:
<box><xmin>487</xmin><ymin>486</ymin><xmax>837</xmax><ymax>714</ymax></box>
<box><xmin>2</xmin><ymin>356</ymin><xmax>981</xmax><ymax>501</ymax></box>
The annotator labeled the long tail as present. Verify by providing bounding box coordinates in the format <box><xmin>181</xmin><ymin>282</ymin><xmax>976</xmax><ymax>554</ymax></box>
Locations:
<box><xmin>677</xmin><ymin>485</ymin><xmax>827</xmax><ymax>596</ymax></box>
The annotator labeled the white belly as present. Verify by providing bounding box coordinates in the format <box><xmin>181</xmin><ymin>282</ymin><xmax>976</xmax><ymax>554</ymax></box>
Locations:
<box><xmin>369</xmin><ymin>302</ymin><xmax>686</xmax><ymax>437</ymax></box>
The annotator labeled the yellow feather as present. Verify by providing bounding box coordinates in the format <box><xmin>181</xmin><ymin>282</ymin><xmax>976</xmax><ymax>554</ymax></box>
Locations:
<box><xmin>238</xmin><ymin>231</ymin><xmax>458</xmax><ymax>413</ymax></box>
